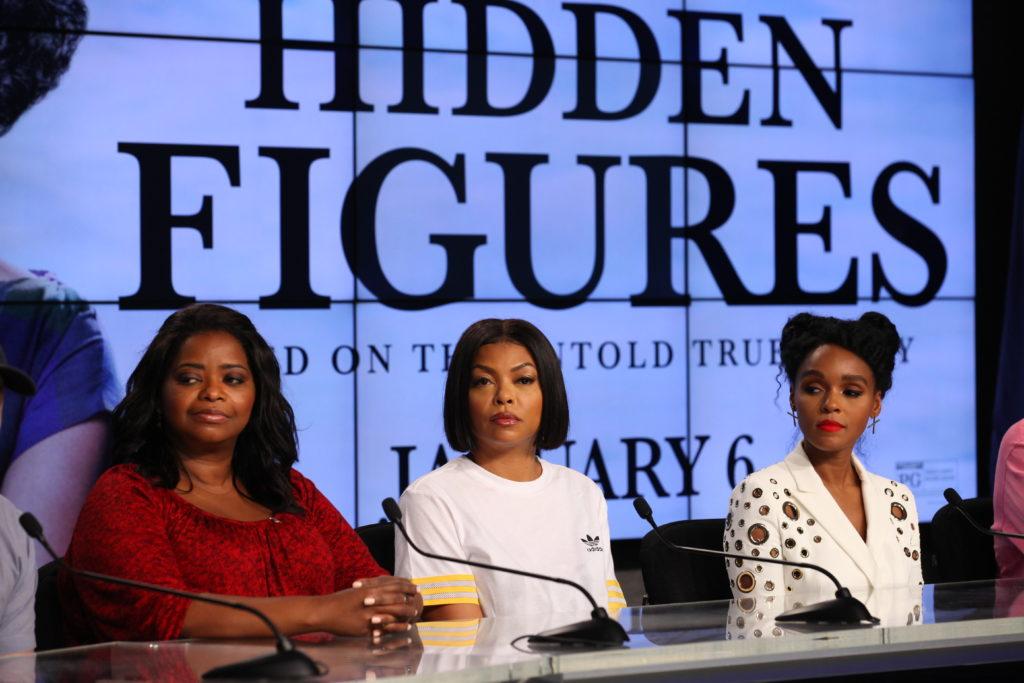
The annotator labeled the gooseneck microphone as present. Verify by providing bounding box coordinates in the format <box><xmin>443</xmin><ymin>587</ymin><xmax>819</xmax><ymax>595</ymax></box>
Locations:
<box><xmin>632</xmin><ymin>496</ymin><xmax>879</xmax><ymax>625</ymax></box>
<box><xmin>19</xmin><ymin>512</ymin><xmax>323</xmax><ymax>679</ymax></box>
<box><xmin>943</xmin><ymin>488</ymin><xmax>1024</xmax><ymax>539</ymax></box>
<box><xmin>382</xmin><ymin>497</ymin><xmax>628</xmax><ymax>647</ymax></box>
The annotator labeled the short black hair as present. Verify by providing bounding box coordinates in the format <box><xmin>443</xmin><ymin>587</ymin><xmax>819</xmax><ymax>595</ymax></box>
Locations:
<box><xmin>779</xmin><ymin>312</ymin><xmax>901</xmax><ymax>396</ymax></box>
<box><xmin>444</xmin><ymin>319</ymin><xmax>569</xmax><ymax>453</ymax></box>
<box><xmin>0</xmin><ymin>0</ymin><xmax>87</xmax><ymax>136</ymax></box>
<box><xmin>111</xmin><ymin>304</ymin><xmax>302</xmax><ymax>514</ymax></box>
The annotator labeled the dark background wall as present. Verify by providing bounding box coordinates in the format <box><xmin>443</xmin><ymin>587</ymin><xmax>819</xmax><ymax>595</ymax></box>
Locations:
<box><xmin>974</xmin><ymin>0</ymin><xmax>1024</xmax><ymax>495</ymax></box>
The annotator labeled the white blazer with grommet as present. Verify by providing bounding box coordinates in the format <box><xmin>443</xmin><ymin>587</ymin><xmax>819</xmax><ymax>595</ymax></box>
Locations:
<box><xmin>723</xmin><ymin>443</ymin><xmax>923</xmax><ymax>602</ymax></box>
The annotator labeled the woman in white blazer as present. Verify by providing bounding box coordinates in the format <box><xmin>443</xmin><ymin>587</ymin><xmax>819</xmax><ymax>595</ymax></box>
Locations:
<box><xmin>724</xmin><ymin>312</ymin><xmax>923</xmax><ymax>603</ymax></box>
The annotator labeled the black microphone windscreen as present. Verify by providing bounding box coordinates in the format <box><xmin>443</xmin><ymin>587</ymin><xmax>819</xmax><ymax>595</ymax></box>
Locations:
<box><xmin>18</xmin><ymin>512</ymin><xmax>43</xmax><ymax>541</ymax></box>
<box><xmin>943</xmin><ymin>488</ymin><xmax>963</xmax><ymax>506</ymax></box>
<box><xmin>632</xmin><ymin>496</ymin><xmax>653</xmax><ymax>521</ymax></box>
<box><xmin>382</xmin><ymin>497</ymin><xmax>403</xmax><ymax>523</ymax></box>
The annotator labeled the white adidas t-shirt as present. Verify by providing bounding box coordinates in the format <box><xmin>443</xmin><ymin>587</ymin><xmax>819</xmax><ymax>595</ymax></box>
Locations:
<box><xmin>394</xmin><ymin>456</ymin><xmax>624</xmax><ymax>618</ymax></box>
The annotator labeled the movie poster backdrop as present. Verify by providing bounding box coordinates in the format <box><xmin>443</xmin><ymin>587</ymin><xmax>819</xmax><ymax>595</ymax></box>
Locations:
<box><xmin>0</xmin><ymin>0</ymin><xmax>974</xmax><ymax>537</ymax></box>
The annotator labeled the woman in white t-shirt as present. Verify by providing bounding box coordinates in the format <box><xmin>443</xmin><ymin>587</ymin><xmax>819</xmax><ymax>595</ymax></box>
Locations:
<box><xmin>394</xmin><ymin>319</ymin><xmax>624</xmax><ymax>621</ymax></box>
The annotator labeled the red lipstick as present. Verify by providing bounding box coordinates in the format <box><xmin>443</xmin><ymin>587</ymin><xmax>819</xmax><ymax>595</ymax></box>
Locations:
<box><xmin>817</xmin><ymin>420</ymin><xmax>843</xmax><ymax>433</ymax></box>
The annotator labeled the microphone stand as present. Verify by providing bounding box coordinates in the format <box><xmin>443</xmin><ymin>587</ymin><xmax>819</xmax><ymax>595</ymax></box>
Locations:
<box><xmin>944</xmin><ymin>488</ymin><xmax>1024</xmax><ymax>539</ymax></box>
<box><xmin>632</xmin><ymin>496</ymin><xmax>878</xmax><ymax>626</ymax></box>
<box><xmin>19</xmin><ymin>513</ymin><xmax>323</xmax><ymax>679</ymax></box>
<box><xmin>382</xmin><ymin>498</ymin><xmax>628</xmax><ymax>647</ymax></box>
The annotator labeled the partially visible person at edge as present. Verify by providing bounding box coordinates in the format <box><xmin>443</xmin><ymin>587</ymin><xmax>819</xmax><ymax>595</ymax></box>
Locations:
<box><xmin>0</xmin><ymin>346</ymin><xmax>39</xmax><ymax>655</ymax></box>
<box><xmin>1</xmin><ymin>0</ymin><xmax>120</xmax><ymax>562</ymax></box>
<box><xmin>59</xmin><ymin>304</ymin><xmax>421</xmax><ymax>644</ymax></box>
<box><xmin>394</xmin><ymin>318</ymin><xmax>625</xmax><ymax>620</ymax></box>
<box><xmin>993</xmin><ymin>419</ymin><xmax>1024</xmax><ymax>578</ymax></box>
<box><xmin>724</xmin><ymin>312</ymin><xmax>923</xmax><ymax>605</ymax></box>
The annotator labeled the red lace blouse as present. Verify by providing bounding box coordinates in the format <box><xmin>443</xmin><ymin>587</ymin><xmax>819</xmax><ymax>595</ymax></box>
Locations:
<box><xmin>59</xmin><ymin>465</ymin><xmax>385</xmax><ymax>643</ymax></box>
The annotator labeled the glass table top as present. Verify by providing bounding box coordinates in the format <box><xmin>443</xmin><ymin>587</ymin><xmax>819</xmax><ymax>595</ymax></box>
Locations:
<box><xmin>1</xmin><ymin>579</ymin><xmax>1021</xmax><ymax>682</ymax></box>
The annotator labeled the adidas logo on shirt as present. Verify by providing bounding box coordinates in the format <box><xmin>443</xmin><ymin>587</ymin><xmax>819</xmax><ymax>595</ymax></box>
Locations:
<box><xmin>581</xmin><ymin>534</ymin><xmax>604</xmax><ymax>552</ymax></box>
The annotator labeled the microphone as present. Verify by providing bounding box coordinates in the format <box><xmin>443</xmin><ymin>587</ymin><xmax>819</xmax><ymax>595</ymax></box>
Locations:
<box><xmin>943</xmin><ymin>488</ymin><xmax>1024</xmax><ymax>540</ymax></box>
<box><xmin>382</xmin><ymin>497</ymin><xmax>628</xmax><ymax>647</ymax></box>
<box><xmin>19</xmin><ymin>512</ymin><xmax>323</xmax><ymax>679</ymax></box>
<box><xmin>632</xmin><ymin>496</ymin><xmax>879</xmax><ymax>626</ymax></box>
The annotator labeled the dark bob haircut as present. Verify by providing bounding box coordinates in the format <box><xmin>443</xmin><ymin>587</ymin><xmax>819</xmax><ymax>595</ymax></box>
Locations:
<box><xmin>111</xmin><ymin>304</ymin><xmax>301</xmax><ymax>513</ymax></box>
<box><xmin>444</xmin><ymin>319</ymin><xmax>569</xmax><ymax>453</ymax></box>
<box><xmin>780</xmin><ymin>312</ymin><xmax>901</xmax><ymax>397</ymax></box>
<box><xmin>0</xmin><ymin>0</ymin><xmax>87</xmax><ymax>136</ymax></box>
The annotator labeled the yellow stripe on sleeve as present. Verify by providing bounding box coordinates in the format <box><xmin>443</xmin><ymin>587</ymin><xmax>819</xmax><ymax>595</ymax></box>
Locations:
<box><xmin>417</xmin><ymin>619</ymin><xmax>481</xmax><ymax>647</ymax></box>
<box><xmin>417</xmin><ymin>628</ymin><xmax>479</xmax><ymax>639</ymax></box>
<box><xmin>411</xmin><ymin>573</ymin><xmax>479</xmax><ymax>606</ymax></box>
<box><xmin>420</xmin><ymin>637</ymin><xmax>478</xmax><ymax>647</ymax></box>
<box><xmin>412</xmin><ymin>574</ymin><xmax>475</xmax><ymax>585</ymax></box>
<box><xmin>422</xmin><ymin>596</ymin><xmax>480</xmax><ymax>606</ymax></box>
<box><xmin>415</xmin><ymin>626</ymin><xmax>479</xmax><ymax>638</ymax></box>
<box><xmin>608</xmin><ymin>576</ymin><xmax>627</xmax><ymax>611</ymax></box>
<box><xmin>419</xmin><ymin>586</ymin><xmax>478</xmax><ymax>596</ymax></box>
<box><xmin>607</xmin><ymin>579</ymin><xmax>625</xmax><ymax>606</ymax></box>
<box><xmin>419</xmin><ymin>619</ymin><xmax>481</xmax><ymax>629</ymax></box>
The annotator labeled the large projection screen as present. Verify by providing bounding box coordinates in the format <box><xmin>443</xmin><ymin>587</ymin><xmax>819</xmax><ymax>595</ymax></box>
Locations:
<box><xmin>0</xmin><ymin>0</ymin><xmax>974</xmax><ymax>538</ymax></box>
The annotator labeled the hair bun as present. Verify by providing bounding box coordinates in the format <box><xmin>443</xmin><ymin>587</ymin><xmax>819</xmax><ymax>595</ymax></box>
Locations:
<box><xmin>780</xmin><ymin>312</ymin><xmax>818</xmax><ymax>347</ymax></box>
<box><xmin>857</xmin><ymin>312</ymin><xmax>901</xmax><ymax>357</ymax></box>
<box><xmin>778</xmin><ymin>310</ymin><xmax>901</xmax><ymax>396</ymax></box>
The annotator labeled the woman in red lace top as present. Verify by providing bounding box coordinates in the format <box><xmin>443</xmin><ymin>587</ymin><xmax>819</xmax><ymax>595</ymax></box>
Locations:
<box><xmin>60</xmin><ymin>304</ymin><xmax>421</xmax><ymax>643</ymax></box>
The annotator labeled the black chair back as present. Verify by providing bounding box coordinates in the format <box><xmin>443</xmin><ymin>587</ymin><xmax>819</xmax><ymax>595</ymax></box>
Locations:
<box><xmin>355</xmin><ymin>521</ymin><xmax>395</xmax><ymax>575</ymax></box>
<box><xmin>35</xmin><ymin>559</ymin><xmax>65</xmax><ymax>651</ymax></box>
<box><xmin>640</xmin><ymin>518</ymin><xmax>730</xmax><ymax>604</ymax></box>
<box><xmin>929</xmin><ymin>497</ymin><xmax>997</xmax><ymax>583</ymax></box>
<box><xmin>918</xmin><ymin>521</ymin><xmax>939</xmax><ymax>583</ymax></box>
